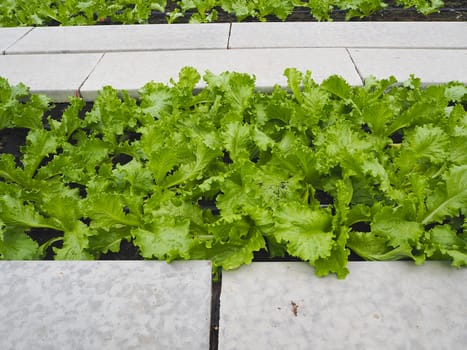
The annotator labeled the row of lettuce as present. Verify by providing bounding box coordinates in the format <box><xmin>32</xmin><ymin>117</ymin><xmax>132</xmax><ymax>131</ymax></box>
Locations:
<box><xmin>1</xmin><ymin>0</ymin><xmax>447</xmax><ymax>26</ymax></box>
<box><xmin>0</xmin><ymin>68</ymin><xmax>466</xmax><ymax>278</ymax></box>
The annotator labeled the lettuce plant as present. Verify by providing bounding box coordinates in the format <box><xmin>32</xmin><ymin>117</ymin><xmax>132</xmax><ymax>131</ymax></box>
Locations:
<box><xmin>0</xmin><ymin>68</ymin><xmax>465</xmax><ymax>278</ymax></box>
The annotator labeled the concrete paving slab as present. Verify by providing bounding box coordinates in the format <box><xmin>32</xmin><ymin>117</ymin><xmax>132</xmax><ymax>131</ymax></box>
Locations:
<box><xmin>349</xmin><ymin>49</ymin><xmax>467</xmax><ymax>84</ymax></box>
<box><xmin>229</xmin><ymin>22</ymin><xmax>467</xmax><ymax>49</ymax></box>
<box><xmin>0</xmin><ymin>27</ymin><xmax>33</xmax><ymax>54</ymax></box>
<box><xmin>7</xmin><ymin>24</ymin><xmax>230</xmax><ymax>54</ymax></box>
<box><xmin>80</xmin><ymin>48</ymin><xmax>361</xmax><ymax>100</ymax></box>
<box><xmin>219</xmin><ymin>262</ymin><xmax>467</xmax><ymax>350</ymax></box>
<box><xmin>0</xmin><ymin>53</ymin><xmax>102</xmax><ymax>102</ymax></box>
<box><xmin>0</xmin><ymin>261</ymin><xmax>212</xmax><ymax>350</ymax></box>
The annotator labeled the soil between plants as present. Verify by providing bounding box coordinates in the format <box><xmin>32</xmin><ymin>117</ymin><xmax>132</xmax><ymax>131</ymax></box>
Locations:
<box><xmin>146</xmin><ymin>1</ymin><xmax>467</xmax><ymax>24</ymax></box>
<box><xmin>38</xmin><ymin>0</ymin><xmax>465</xmax><ymax>25</ymax></box>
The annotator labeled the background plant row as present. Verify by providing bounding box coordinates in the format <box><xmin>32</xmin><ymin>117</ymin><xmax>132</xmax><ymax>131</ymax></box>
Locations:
<box><xmin>0</xmin><ymin>69</ymin><xmax>466</xmax><ymax>278</ymax></box>
<box><xmin>0</xmin><ymin>0</ymin><xmax>448</xmax><ymax>26</ymax></box>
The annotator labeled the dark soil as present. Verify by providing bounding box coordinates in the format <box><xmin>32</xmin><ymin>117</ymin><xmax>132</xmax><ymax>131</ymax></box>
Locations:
<box><xmin>210</xmin><ymin>277</ymin><xmax>221</xmax><ymax>350</ymax></box>
<box><xmin>143</xmin><ymin>0</ymin><xmax>467</xmax><ymax>23</ymax></box>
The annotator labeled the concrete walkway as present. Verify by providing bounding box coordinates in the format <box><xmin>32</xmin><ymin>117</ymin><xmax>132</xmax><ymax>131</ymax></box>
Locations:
<box><xmin>0</xmin><ymin>22</ymin><xmax>466</xmax><ymax>101</ymax></box>
<box><xmin>0</xmin><ymin>22</ymin><xmax>466</xmax><ymax>349</ymax></box>
<box><xmin>0</xmin><ymin>261</ymin><xmax>212</xmax><ymax>350</ymax></box>
<box><xmin>220</xmin><ymin>262</ymin><xmax>467</xmax><ymax>350</ymax></box>
<box><xmin>0</xmin><ymin>261</ymin><xmax>466</xmax><ymax>349</ymax></box>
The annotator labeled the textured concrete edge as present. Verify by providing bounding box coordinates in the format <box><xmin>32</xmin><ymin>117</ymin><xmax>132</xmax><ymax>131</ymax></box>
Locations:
<box><xmin>347</xmin><ymin>48</ymin><xmax>467</xmax><ymax>84</ymax></box>
<box><xmin>1</xmin><ymin>47</ymin><xmax>464</xmax><ymax>102</ymax></box>
<box><xmin>0</xmin><ymin>52</ymin><xmax>103</xmax><ymax>102</ymax></box>
<box><xmin>228</xmin><ymin>22</ymin><xmax>467</xmax><ymax>49</ymax></box>
<box><xmin>221</xmin><ymin>260</ymin><xmax>464</xmax><ymax>276</ymax></box>
<box><xmin>4</xmin><ymin>23</ymin><xmax>232</xmax><ymax>55</ymax></box>
<box><xmin>3</xmin><ymin>22</ymin><xmax>467</xmax><ymax>55</ymax></box>
<box><xmin>78</xmin><ymin>48</ymin><xmax>362</xmax><ymax>100</ymax></box>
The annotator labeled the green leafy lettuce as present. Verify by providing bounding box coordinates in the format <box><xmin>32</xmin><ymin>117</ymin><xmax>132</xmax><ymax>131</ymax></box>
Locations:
<box><xmin>0</xmin><ymin>69</ymin><xmax>465</xmax><ymax>278</ymax></box>
<box><xmin>0</xmin><ymin>0</ymin><xmax>444</xmax><ymax>26</ymax></box>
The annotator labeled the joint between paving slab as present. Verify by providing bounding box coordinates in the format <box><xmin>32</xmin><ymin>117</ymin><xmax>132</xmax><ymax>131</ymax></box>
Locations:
<box><xmin>77</xmin><ymin>52</ymin><xmax>106</xmax><ymax>99</ymax></box>
<box><xmin>346</xmin><ymin>48</ymin><xmax>364</xmax><ymax>84</ymax></box>
<box><xmin>227</xmin><ymin>23</ymin><xmax>233</xmax><ymax>49</ymax></box>
<box><xmin>3</xmin><ymin>27</ymin><xmax>34</xmax><ymax>55</ymax></box>
<box><xmin>209</xmin><ymin>271</ymin><xmax>222</xmax><ymax>350</ymax></box>
<box><xmin>6</xmin><ymin>47</ymin><xmax>233</xmax><ymax>56</ymax></box>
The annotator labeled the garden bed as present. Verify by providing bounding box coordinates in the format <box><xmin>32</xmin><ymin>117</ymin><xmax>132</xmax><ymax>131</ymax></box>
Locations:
<box><xmin>1</xmin><ymin>71</ymin><xmax>466</xmax><ymax>278</ymax></box>
<box><xmin>150</xmin><ymin>0</ymin><xmax>467</xmax><ymax>23</ymax></box>
<box><xmin>1</xmin><ymin>0</ymin><xmax>466</xmax><ymax>26</ymax></box>
<box><xmin>1</xmin><ymin>5</ymin><xmax>466</xmax><ymax>349</ymax></box>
